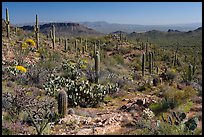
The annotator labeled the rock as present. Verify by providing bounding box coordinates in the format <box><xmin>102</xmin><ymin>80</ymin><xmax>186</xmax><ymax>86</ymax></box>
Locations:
<box><xmin>136</xmin><ymin>99</ymin><xmax>143</xmax><ymax>106</ymax></box>
<box><xmin>68</xmin><ymin>108</ymin><xmax>75</xmax><ymax>115</ymax></box>
<box><xmin>122</xmin><ymin>98</ymin><xmax>129</xmax><ymax>101</ymax></box>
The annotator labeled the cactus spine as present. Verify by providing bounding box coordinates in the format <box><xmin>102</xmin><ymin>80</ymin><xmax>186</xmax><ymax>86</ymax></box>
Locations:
<box><xmin>51</xmin><ymin>25</ymin><xmax>55</xmax><ymax>50</ymax></box>
<box><xmin>58</xmin><ymin>90</ymin><xmax>68</xmax><ymax>118</ymax></box>
<box><xmin>34</xmin><ymin>14</ymin><xmax>39</xmax><ymax>50</ymax></box>
<box><xmin>142</xmin><ymin>53</ymin><xmax>145</xmax><ymax>76</ymax></box>
<box><xmin>5</xmin><ymin>8</ymin><xmax>10</xmax><ymax>38</ymax></box>
<box><xmin>95</xmin><ymin>51</ymin><xmax>100</xmax><ymax>83</ymax></box>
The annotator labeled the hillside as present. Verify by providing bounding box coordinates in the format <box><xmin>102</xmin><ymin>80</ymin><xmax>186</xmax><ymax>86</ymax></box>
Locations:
<box><xmin>127</xmin><ymin>27</ymin><xmax>202</xmax><ymax>50</ymax></box>
<box><xmin>21</xmin><ymin>22</ymin><xmax>104</xmax><ymax>37</ymax></box>
<box><xmin>2</xmin><ymin>18</ymin><xmax>202</xmax><ymax>135</ymax></box>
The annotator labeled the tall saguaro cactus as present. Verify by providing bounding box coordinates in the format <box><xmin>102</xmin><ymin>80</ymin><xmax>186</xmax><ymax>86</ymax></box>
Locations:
<box><xmin>34</xmin><ymin>14</ymin><xmax>39</xmax><ymax>50</ymax></box>
<box><xmin>94</xmin><ymin>42</ymin><xmax>97</xmax><ymax>55</ymax></box>
<box><xmin>5</xmin><ymin>8</ymin><xmax>10</xmax><ymax>38</ymax></box>
<box><xmin>51</xmin><ymin>25</ymin><xmax>55</xmax><ymax>50</ymax></box>
<box><xmin>173</xmin><ymin>52</ymin><xmax>177</xmax><ymax>66</ymax></box>
<box><xmin>145</xmin><ymin>43</ymin><xmax>148</xmax><ymax>62</ymax></box>
<box><xmin>58</xmin><ymin>90</ymin><xmax>68</xmax><ymax>118</ymax></box>
<box><xmin>149</xmin><ymin>52</ymin><xmax>153</xmax><ymax>75</ymax></box>
<box><xmin>64</xmin><ymin>38</ymin><xmax>67</xmax><ymax>51</ymax></box>
<box><xmin>85</xmin><ymin>38</ymin><xmax>88</xmax><ymax>52</ymax></box>
<box><xmin>142</xmin><ymin>53</ymin><xmax>145</xmax><ymax>76</ymax></box>
<box><xmin>75</xmin><ymin>39</ymin><xmax>77</xmax><ymax>53</ymax></box>
<box><xmin>188</xmin><ymin>64</ymin><xmax>193</xmax><ymax>82</ymax></box>
<box><xmin>95</xmin><ymin>51</ymin><xmax>100</xmax><ymax>83</ymax></box>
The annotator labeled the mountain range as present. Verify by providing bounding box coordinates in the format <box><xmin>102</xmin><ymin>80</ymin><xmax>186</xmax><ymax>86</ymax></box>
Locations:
<box><xmin>15</xmin><ymin>21</ymin><xmax>202</xmax><ymax>34</ymax></box>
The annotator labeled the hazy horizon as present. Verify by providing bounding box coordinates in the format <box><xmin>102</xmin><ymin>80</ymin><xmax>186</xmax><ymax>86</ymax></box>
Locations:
<box><xmin>2</xmin><ymin>2</ymin><xmax>202</xmax><ymax>25</ymax></box>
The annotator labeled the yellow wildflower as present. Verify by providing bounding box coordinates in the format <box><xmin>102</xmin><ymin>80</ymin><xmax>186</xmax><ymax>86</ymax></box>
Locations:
<box><xmin>81</xmin><ymin>65</ymin><xmax>87</xmax><ymax>69</ymax></box>
<box><xmin>15</xmin><ymin>66</ymin><xmax>27</xmax><ymax>73</ymax></box>
<box><xmin>82</xmin><ymin>59</ymin><xmax>88</xmax><ymax>64</ymax></box>
<box><xmin>21</xmin><ymin>42</ymin><xmax>28</xmax><ymax>50</ymax></box>
<box><xmin>25</xmin><ymin>39</ymin><xmax>35</xmax><ymax>47</ymax></box>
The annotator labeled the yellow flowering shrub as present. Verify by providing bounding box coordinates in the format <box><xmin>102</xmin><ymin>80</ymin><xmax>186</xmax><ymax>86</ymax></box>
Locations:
<box><xmin>21</xmin><ymin>42</ymin><xmax>28</xmax><ymax>50</ymax></box>
<box><xmin>21</xmin><ymin>39</ymin><xmax>36</xmax><ymax>50</ymax></box>
<box><xmin>25</xmin><ymin>39</ymin><xmax>35</xmax><ymax>47</ymax></box>
<box><xmin>15</xmin><ymin>66</ymin><xmax>27</xmax><ymax>73</ymax></box>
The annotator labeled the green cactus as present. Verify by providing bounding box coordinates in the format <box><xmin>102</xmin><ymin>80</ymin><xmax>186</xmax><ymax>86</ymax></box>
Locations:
<box><xmin>15</xmin><ymin>27</ymin><xmax>18</xmax><ymax>34</ymax></box>
<box><xmin>51</xmin><ymin>25</ymin><xmax>55</xmax><ymax>50</ymax></box>
<box><xmin>173</xmin><ymin>52</ymin><xmax>177</xmax><ymax>66</ymax></box>
<box><xmin>184</xmin><ymin>117</ymin><xmax>198</xmax><ymax>131</ymax></box>
<box><xmin>59</xmin><ymin>38</ymin><xmax>61</xmax><ymax>45</ymax></box>
<box><xmin>188</xmin><ymin>64</ymin><xmax>193</xmax><ymax>81</ymax></box>
<box><xmin>192</xmin><ymin>65</ymin><xmax>195</xmax><ymax>75</ymax></box>
<box><xmin>75</xmin><ymin>39</ymin><xmax>78</xmax><ymax>53</ymax></box>
<box><xmin>98</xmin><ymin>40</ymin><xmax>101</xmax><ymax>53</ymax></box>
<box><xmin>156</xmin><ymin>66</ymin><xmax>159</xmax><ymax>75</ymax></box>
<box><xmin>94</xmin><ymin>42</ymin><xmax>97</xmax><ymax>55</ymax></box>
<box><xmin>119</xmin><ymin>31</ymin><xmax>122</xmax><ymax>41</ymax></box>
<box><xmin>34</xmin><ymin>14</ymin><xmax>39</xmax><ymax>50</ymax></box>
<box><xmin>145</xmin><ymin>43</ymin><xmax>148</xmax><ymax>62</ymax></box>
<box><xmin>168</xmin><ymin>115</ymin><xmax>173</xmax><ymax>125</ymax></box>
<box><xmin>95</xmin><ymin>51</ymin><xmax>100</xmax><ymax>83</ymax></box>
<box><xmin>58</xmin><ymin>89</ymin><xmax>68</xmax><ymax>118</ymax></box>
<box><xmin>82</xmin><ymin>46</ymin><xmax>85</xmax><ymax>54</ymax></box>
<box><xmin>5</xmin><ymin>8</ymin><xmax>10</xmax><ymax>38</ymax></box>
<box><xmin>142</xmin><ymin>53</ymin><xmax>145</xmax><ymax>76</ymax></box>
<box><xmin>149</xmin><ymin>52</ymin><xmax>153</xmax><ymax>75</ymax></box>
<box><xmin>64</xmin><ymin>38</ymin><xmax>67</xmax><ymax>51</ymax></box>
<box><xmin>85</xmin><ymin>38</ymin><xmax>88</xmax><ymax>52</ymax></box>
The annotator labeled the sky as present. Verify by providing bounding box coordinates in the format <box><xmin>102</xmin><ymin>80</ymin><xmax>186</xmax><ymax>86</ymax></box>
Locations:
<box><xmin>2</xmin><ymin>2</ymin><xmax>202</xmax><ymax>25</ymax></box>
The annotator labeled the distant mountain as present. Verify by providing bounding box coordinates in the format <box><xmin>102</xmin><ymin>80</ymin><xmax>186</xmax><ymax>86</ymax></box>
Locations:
<box><xmin>127</xmin><ymin>27</ymin><xmax>202</xmax><ymax>47</ymax></box>
<box><xmin>80</xmin><ymin>21</ymin><xmax>202</xmax><ymax>34</ymax></box>
<box><xmin>20</xmin><ymin>22</ymin><xmax>103</xmax><ymax>37</ymax></box>
<box><xmin>16</xmin><ymin>21</ymin><xmax>202</xmax><ymax>34</ymax></box>
<box><xmin>110</xmin><ymin>31</ymin><xmax>129</xmax><ymax>36</ymax></box>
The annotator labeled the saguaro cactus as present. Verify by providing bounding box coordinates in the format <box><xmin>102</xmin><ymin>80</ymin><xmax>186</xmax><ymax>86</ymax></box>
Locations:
<box><xmin>58</xmin><ymin>90</ymin><xmax>68</xmax><ymax>118</ymax></box>
<box><xmin>75</xmin><ymin>39</ymin><xmax>77</xmax><ymax>53</ymax></box>
<box><xmin>15</xmin><ymin>27</ymin><xmax>18</xmax><ymax>34</ymax></box>
<box><xmin>85</xmin><ymin>38</ymin><xmax>88</xmax><ymax>52</ymax></box>
<box><xmin>64</xmin><ymin>38</ymin><xmax>67</xmax><ymax>51</ymax></box>
<box><xmin>95</xmin><ymin>51</ymin><xmax>100</xmax><ymax>83</ymax></box>
<box><xmin>188</xmin><ymin>64</ymin><xmax>193</xmax><ymax>81</ymax></box>
<box><xmin>149</xmin><ymin>52</ymin><xmax>153</xmax><ymax>75</ymax></box>
<box><xmin>94</xmin><ymin>42</ymin><xmax>97</xmax><ymax>55</ymax></box>
<box><xmin>51</xmin><ymin>25</ymin><xmax>55</xmax><ymax>50</ymax></box>
<box><xmin>173</xmin><ymin>52</ymin><xmax>177</xmax><ymax>66</ymax></box>
<box><xmin>34</xmin><ymin>14</ymin><xmax>39</xmax><ymax>50</ymax></box>
<box><xmin>5</xmin><ymin>8</ymin><xmax>10</xmax><ymax>38</ymax></box>
<box><xmin>142</xmin><ymin>53</ymin><xmax>145</xmax><ymax>76</ymax></box>
<box><xmin>145</xmin><ymin>43</ymin><xmax>148</xmax><ymax>62</ymax></box>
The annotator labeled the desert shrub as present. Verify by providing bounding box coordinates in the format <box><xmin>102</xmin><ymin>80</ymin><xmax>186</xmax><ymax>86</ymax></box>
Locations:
<box><xmin>163</xmin><ymin>86</ymin><xmax>197</xmax><ymax>108</ymax></box>
<box><xmin>149</xmin><ymin>99</ymin><xmax>171</xmax><ymax>115</ymax></box>
<box><xmin>113</xmin><ymin>54</ymin><xmax>124</xmax><ymax>65</ymax></box>
<box><xmin>165</xmin><ymin>68</ymin><xmax>177</xmax><ymax>82</ymax></box>
<box><xmin>2</xmin><ymin>87</ymin><xmax>57</xmax><ymax>135</ymax></box>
